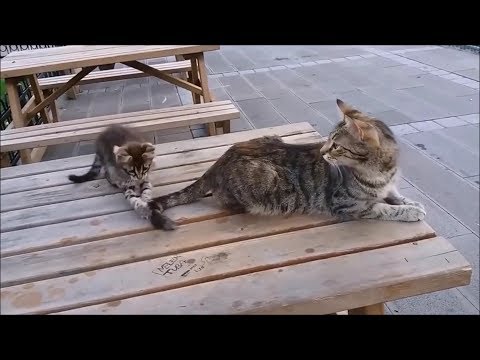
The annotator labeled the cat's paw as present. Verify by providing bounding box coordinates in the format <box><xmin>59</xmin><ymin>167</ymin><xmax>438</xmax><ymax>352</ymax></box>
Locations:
<box><xmin>401</xmin><ymin>197</ymin><xmax>425</xmax><ymax>211</ymax></box>
<box><xmin>404</xmin><ymin>205</ymin><xmax>426</xmax><ymax>222</ymax></box>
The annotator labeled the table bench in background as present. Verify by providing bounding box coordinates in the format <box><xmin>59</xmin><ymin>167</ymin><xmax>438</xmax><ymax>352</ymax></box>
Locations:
<box><xmin>0</xmin><ymin>45</ymin><xmax>225</xmax><ymax>165</ymax></box>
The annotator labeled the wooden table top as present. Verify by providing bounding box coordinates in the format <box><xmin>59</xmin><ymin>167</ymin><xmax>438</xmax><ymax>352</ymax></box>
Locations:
<box><xmin>0</xmin><ymin>123</ymin><xmax>471</xmax><ymax>314</ymax></box>
<box><xmin>0</xmin><ymin>45</ymin><xmax>220</xmax><ymax>79</ymax></box>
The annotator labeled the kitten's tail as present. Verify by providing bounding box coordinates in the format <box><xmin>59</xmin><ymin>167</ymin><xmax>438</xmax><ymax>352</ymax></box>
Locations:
<box><xmin>147</xmin><ymin>166</ymin><xmax>215</xmax><ymax>230</ymax></box>
<box><xmin>68</xmin><ymin>154</ymin><xmax>102</xmax><ymax>183</ymax></box>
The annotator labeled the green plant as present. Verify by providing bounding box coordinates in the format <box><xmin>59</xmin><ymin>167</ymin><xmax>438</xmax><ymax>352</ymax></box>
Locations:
<box><xmin>0</xmin><ymin>79</ymin><xmax>6</xmax><ymax>101</ymax></box>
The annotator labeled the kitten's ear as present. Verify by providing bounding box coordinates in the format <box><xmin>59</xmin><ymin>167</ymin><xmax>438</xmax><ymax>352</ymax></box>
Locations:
<box><xmin>142</xmin><ymin>142</ymin><xmax>156</xmax><ymax>160</ymax></box>
<box><xmin>113</xmin><ymin>145</ymin><xmax>132</xmax><ymax>163</ymax></box>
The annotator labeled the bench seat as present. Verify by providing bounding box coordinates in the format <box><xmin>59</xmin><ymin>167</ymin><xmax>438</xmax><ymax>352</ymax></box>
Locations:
<box><xmin>37</xmin><ymin>61</ymin><xmax>192</xmax><ymax>90</ymax></box>
<box><xmin>0</xmin><ymin>100</ymin><xmax>239</xmax><ymax>152</ymax></box>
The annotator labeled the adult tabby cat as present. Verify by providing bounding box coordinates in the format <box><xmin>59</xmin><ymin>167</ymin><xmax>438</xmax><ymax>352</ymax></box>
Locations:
<box><xmin>68</xmin><ymin>124</ymin><xmax>176</xmax><ymax>230</ymax></box>
<box><xmin>147</xmin><ymin>98</ymin><xmax>425</xmax><ymax>230</ymax></box>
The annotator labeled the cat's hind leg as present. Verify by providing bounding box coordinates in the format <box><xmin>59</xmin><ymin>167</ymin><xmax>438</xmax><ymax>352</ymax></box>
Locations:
<box><xmin>213</xmin><ymin>190</ymin><xmax>245</xmax><ymax>213</ymax></box>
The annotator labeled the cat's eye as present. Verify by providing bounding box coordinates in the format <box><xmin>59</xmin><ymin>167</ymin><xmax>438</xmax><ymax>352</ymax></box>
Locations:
<box><xmin>331</xmin><ymin>143</ymin><xmax>338</xmax><ymax>150</ymax></box>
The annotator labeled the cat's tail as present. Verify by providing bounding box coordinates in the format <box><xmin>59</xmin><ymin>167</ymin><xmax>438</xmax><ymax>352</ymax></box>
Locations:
<box><xmin>68</xmin><ymin>154</ymin><xmax>102</xmax><ymax>183</ymax></box>
<box><xmin>147</xmin><ymin>166</ymin><xmax>216</xmax><ymax>230</ymax></box>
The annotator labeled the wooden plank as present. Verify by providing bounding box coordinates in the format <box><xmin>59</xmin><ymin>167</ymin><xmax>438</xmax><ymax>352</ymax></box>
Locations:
<box><xmin>26</xmin><ymin>66</ymin><xmax>96</xmax><ymax>120</ymax></box>
<box><xmin>0</xmin><ymin>213</ymin><xmax>338</xmax><ymax>287</ymax></box>
<box><xmin>0</xmin><ymin>195</ymin><xmax>232</xmax><ymax>257</ymax></box>
<box><xmin>2</xmin><ymin>101</ymin><xmax>233</xmax><ymax>136</ymax></box>
<box><xmin>2</xmin><ymin>103</ymin><xmax>237</xmax><ymax>140</ymax></box>
<box><xmin>56</xmin><ymin>237</ymin><xmax>471</xmax><ymax>315</ymax></box>
<box><xmin>1</xmin><ymin>133</ymin><xmax>321</xmax><ymax>210</ymax></box>
<box><xmin>38</xmin><ymin>61</ymin><xmax>192</xmax><ymax>89</ymax></box>
<box><xmin>122</xmin><ymin>61</ymin><xmax>203</xmax><ymax>95</ymax></box>
<box><xmin>2</xmin><ymin>109</ymin><xmax>239</xmax><ymax>152</ymax></box>
<box><xmin>0</xmin><ymin>221</ymin><xmax>438</xmax><ymax>314</ymax></box>
<box><xmin>1</xmin><ymin>45</ymin><xmax>220</xmax><ymax>78</ymax></box>
<box><xmin>0</xmin><ymin>123</ymin><xmax>316</xmax><ymax>180</ymax></box>
<box><xmin>5</xmin><ymin>78</ymin><xmax>31</xmax><ymax>164</ymax></box>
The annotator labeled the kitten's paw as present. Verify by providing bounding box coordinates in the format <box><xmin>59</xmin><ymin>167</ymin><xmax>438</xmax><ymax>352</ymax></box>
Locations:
<box><xmin>404</xmin><ymin>205</ymin><xmax>426</xmax><ymax>222</ymax></box>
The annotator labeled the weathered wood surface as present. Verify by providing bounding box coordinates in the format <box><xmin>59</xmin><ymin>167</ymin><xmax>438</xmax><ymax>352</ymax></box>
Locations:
<box><xmin>0</xmin><ymin>123</ymin><xmax>471</xmax><ymax>315</ymax></box>
<box><xmin>0</xmin><ymin>45</ymin><xmax>219</xmax><ymax>79</ymax></box>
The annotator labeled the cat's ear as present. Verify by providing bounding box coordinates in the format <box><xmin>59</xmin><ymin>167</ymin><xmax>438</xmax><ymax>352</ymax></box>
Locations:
<box><xmin>344</xmin><ymin>116</ymin><xmax>365</xmax><ymax>140</ymax></box>
<box><xmin>142</xmin><ymin>142</ymin><xmax>156</xmax><ymax>160</ymax></box>
<box><xmin>345</xmin><ymin>118</ymin><xmax>380</xmax><ymax>147</ymax></box>
<box><xmin>336</xmin><ymin>99</ymin><xmax>356</xmax><ymax>115</ymax></box>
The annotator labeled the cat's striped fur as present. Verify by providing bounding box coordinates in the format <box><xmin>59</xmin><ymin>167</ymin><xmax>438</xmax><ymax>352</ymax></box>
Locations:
<box><xmin>147</xmin><ymin>99</ymin><xmax>425</xmax><ymax>230</ymax></box>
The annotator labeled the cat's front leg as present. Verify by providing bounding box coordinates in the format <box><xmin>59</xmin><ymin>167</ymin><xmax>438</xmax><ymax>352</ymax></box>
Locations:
<box><xmin>123</xmin><ymin>185</ymin><xmax>151</xmax><ymax>220</ymax></box>
<box><xmin>359</xmin><ymin>202</ymin><xmax>426</xmax><ymax>222</ymax></box>
<box><xmin>139</xmin><ymin>180</ymin><xmax>153</xmax><ymax>202</ymax></box>
<box><xmin>384</xmin><ymin>188</ymin><xmax>425</xmax><ymax>211</ymax></box>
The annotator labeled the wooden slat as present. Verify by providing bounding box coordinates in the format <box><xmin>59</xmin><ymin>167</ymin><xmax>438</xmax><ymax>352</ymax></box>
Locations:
<box><xmin>122</xmin><ymin>61</ymin><xmax>202</xmax><ymax>95</ymax></box>
<box><xmin>37</xmin><ymin>61</ymin><xmax>192</xmax><ymax>89</ymax></box>
<box><xmin>1</xmin><ymin>109</ymin><xmax>239</xmax><ymax>152</ymax></box>
<box><xmin>0</xmin><ymin>196</ymin><xmax>229</xmax><ymax>257</ymax></box>
<box><xmin>0</xmin><ymin>133</ymin><xmax>321</xmax><ymax>209</ymax></box>
<box><xmin>0</xmin><ymin>213</ymin><xmax>338</xmax><ymax>287</ymax></box>
<box><xmin>0</xmin><ymin>220</ymin><xmax>437</xmax><ymax>314</ymax></box>
<box><xmin>1</xmin><ymin>45</ymin><xmax>220</xmax><ymax>78</ymax></box>
<box><xmin>2</xmin><ymin>100</ymin><xmax>233</xmax><ymax>136</ymax></box>
<box><xmin>2</xmin><ymin>104</ymin><xmax>236</xmax><ymax>141</ymax></box>
<box><xmin>0</xmin><ymin>122</ymin><xmax>316</xmax><ymax>181</ymax></box>
<box><xmin>56</xmin><ymin>237</ymin><xmax>470</xmax><ymax>315</ymax></box>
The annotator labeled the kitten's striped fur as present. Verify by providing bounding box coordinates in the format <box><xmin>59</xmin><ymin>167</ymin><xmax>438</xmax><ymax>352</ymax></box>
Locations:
<box><xmin>148</xmin><ymin>99</ymin><xmax>425</xmax><ymax>230</ymax></box>
<box><xmin>68</xmin><ymin>125</ymin><xmax>175</xmax><ymax>230</ymax></box>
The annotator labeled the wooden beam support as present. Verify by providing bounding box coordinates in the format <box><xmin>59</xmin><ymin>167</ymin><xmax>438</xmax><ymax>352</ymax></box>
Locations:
<box><xmin>27</xmin><ymin>66</ymin><xmax>96</xmax><ymax>120</ymax></box>
<box><xmin>122</xmin><ymin>61</ymin><xmax>203</xmax><ymax>95</ymax></box>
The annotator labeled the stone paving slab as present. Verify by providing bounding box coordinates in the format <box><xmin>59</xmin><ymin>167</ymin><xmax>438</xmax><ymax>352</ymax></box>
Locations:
<box><xmin>398</xmin><ymin>140</ymin><xmax>479</xmax><ymax>236</ymax></box>
<box><xmin>448</xmin><ymin>233</ymin><xmax>479</xmax><ymax>308</ymax></box>
<box><xmin>403</xmin><ymin>130</ymin><xmax>479</xmax><ymax>177</ymax></box>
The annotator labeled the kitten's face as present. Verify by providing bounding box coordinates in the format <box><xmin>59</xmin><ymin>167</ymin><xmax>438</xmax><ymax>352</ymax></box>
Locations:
<box><xmin>320</xmin><ymin>99</ymin><xmax>398</xmax><ymax>171</ymax></box>
<box><xmin>113</xmin><ymin>142</ymin><xmax>155</xmax><ymax>182</ymax></box>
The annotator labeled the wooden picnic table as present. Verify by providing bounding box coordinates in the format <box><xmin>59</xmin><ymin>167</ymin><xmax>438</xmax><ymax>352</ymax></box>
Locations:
<box><xmin>0</xmin><ymin>45</ymin><xmax>221</xmax><ymax>165</ymax></box>
<box><xmin>0</xmin><ymin>123</ymin><xmax>472</xmax><ymax>315</ymax></box>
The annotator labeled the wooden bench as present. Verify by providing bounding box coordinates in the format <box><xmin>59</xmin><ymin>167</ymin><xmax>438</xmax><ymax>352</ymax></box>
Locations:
<box><xmin>0</xmin><ymin>123</ymin><xmax>471</xmax><ymax>315</ymax></box>
<box><xmin>37</xmin><ymin>61</ymin><xmax>192</xmax><ymax>91</ymax></box>
<box><xmin>0</xmin><ymin>100</ymin><xmax>239</xmax><ymax>154</ymax></box>
<box><xmin>37</xmin><ymin>60</ymin><xmax>192</xmax><ymax>120</ymax></box>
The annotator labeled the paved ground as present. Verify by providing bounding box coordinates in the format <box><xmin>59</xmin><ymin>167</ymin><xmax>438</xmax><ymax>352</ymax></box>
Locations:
<box><xmin>46</xmin><ymin>45</ymin><xmax>479</xmax><ymax>315</ymax></box>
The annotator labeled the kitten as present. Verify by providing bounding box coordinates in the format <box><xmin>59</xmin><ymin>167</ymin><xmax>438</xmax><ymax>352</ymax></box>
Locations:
<box><xmin>147</xmin><ymin>99</ymin><xmax>425</xmax><ymax>230</ymax></box>
<box><xmin>68</xmin><ymin>124</ymin><xmax>176</xmax><ymax>230</ymax></box>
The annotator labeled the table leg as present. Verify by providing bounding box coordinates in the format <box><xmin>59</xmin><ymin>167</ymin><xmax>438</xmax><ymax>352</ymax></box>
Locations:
<box><xmin>5</xmin><ymin>78</ymin><xmax>32</xmax><ymax>164</ymax></box>
<box><xmin>348</xmin><ymin>303</ymin><xmax>385</xmax><ymax>315</ymax></box>
<box><xmin>190</xmin><ymin>55</ymin><xmax>216</xmax><ymax>136</ymax></box>
<box><xmin>175</xmin><ymin>55</ymin><xmax>188</xmax><ymax>80</ymax></box>
<box><xmin>196</xmin><ymin>53</ymin><xmax>230</xmax><ymax>135</ymax></box>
